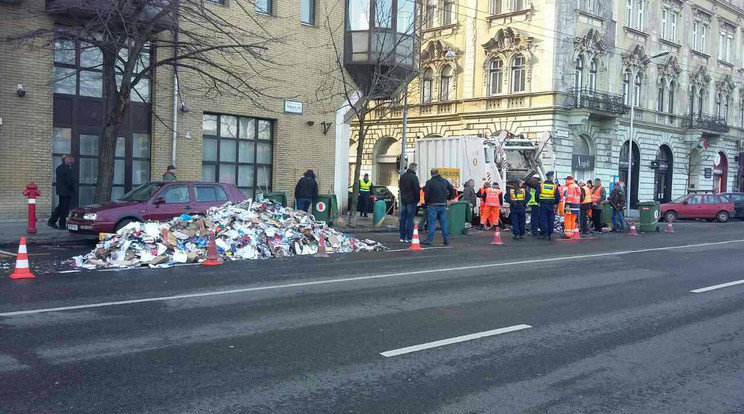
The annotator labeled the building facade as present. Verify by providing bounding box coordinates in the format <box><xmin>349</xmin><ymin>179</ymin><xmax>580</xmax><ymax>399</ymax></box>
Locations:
<box><xmin>0</xmin><ymin>0</ymin><xmax>345</xmax><ymax>222</ymax></box>
<box><xmin>354</xmin><ymin>0</ymin><xmax>744</xmax><ymax>208</ymax></box>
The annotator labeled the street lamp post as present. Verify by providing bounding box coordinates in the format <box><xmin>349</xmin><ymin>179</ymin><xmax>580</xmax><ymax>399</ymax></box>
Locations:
<box><xmin>625</xmin><ymin>51</ymin><xmax>669</xmax><ymax>218</ymax></box>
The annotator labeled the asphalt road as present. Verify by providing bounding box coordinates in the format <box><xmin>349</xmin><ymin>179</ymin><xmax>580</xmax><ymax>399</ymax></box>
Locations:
<box><xmin>1</xmin><ymin>221</ymin><xmax>743</xmax><ymax>413</ymax></box>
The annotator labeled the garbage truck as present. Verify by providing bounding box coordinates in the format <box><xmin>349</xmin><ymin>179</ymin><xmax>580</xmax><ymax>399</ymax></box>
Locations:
<box><xmin>414</xmin><ymin>131</ymin><xmax>555</xmax><ymax>218</ymax></box>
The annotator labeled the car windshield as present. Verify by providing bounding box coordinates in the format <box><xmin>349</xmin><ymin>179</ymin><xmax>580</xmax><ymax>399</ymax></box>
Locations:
<box><xmin>120</xmin><ymin>182</ymin><xmax>164</xmax><ymax>202</ymax></box>
<box><xmin>670</xmin><ymin>195</ymin><xmax>688</xmax><ymax>204</ymax></box>
<box><xmin>372</xmin><ymin>187</ymin><xmax>388</xmax><ymax>196</ymax></box>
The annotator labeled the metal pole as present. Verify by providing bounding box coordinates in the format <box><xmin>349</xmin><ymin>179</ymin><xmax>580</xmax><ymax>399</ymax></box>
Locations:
<box><xmin>399</xmin><ymin>87</ymin><xmax>409</xmax><ymax>175</ymax></box>
<box><xmin>627</xmin><ymin>68</ymin><xmax>635</xmax><ymax>218</ymax></box>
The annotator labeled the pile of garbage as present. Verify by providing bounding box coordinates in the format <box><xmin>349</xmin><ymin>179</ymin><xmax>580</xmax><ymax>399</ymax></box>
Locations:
<box><xmin>73</xmin><ymin>199</ymin><xmax>384</xmax><ymax>270</ymax></box>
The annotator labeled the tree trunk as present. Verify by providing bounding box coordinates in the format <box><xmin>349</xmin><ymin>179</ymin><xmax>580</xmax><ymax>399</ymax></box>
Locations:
<box><xmin>95</xmin><ymin>46</ymin><xmax>130</xmax><ymax>203</ymax></box>
<box><xmin>349</xmin><ymin>113</ymin><xmax>366</xmax><ymax>226</ymax></box>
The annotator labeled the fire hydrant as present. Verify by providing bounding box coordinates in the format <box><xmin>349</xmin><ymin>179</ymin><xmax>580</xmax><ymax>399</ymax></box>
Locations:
<box><xmin>23</xmin><ymin>182</ymin><xmax>41</xmax><ymax>235</ymax></box>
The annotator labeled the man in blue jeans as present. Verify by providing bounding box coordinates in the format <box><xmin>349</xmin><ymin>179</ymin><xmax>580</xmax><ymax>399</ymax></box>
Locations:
<box><xmin>398</xmin><ymin>163</ymin><xmax>420</xmax><ymax>242</ymax></box>
<box><xmin>421</xmin><ymin>168</ymin><xmax>456</xmax><ymax>246</ymax></box>
<box><xmin>293</xmin><ymin>170</ymin><xmax>318</xmax><ymax>212</ymax></box>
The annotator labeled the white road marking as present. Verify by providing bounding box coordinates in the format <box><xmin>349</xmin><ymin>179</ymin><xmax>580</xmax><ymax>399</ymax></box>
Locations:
<box><xmin>380</xmin><ymin>324</ymin><xmax>532</xmax><ymax>357</ymax></box>
<box><xmin>690</xmin><ymin>279</ymin><xmax>744</xmax><ymax>294</ymax></box>
<box><xmin>1</xmin><ymin>239</ymin><xmax>743</xmax><ymax>317</ymax></box>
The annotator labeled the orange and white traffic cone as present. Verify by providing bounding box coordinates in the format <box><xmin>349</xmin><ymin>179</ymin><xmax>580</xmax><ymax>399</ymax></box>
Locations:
<box><xmin>491</xmin><ymin>227</ymin><xmax>503</xmax><ymax>245</ymax></box>
<box><xmin>409</xmin><ymin>224</ymin><xmax>423</xmax><ymax>251</ymax></box>
<box><xmin>666</xmin><ymin>219</ymin><xmax>674</xmax><ymax>233</ymax></box>
<box><xmin>315</xmin><ymin>231</ymin><xmax>329</xmax><ymax>258</ymax></box>
<box><xmin>9</xmin><ymin>237</ymin><xmax>35</xmax><ymax>279</ymax></box>
<box><xmin>202</xmin><ymin>230</ymin><xmax>222</xmax><ymax>266</ymax></box>
<box><xmin>628</xmin><ymin>222</ymin><xmax>638</xmax><ymax>236</ymax></box>
<box><xmin>572</xmin><ymin>227</ymin><xmax>582</xmax><ymax>240</ymax></box>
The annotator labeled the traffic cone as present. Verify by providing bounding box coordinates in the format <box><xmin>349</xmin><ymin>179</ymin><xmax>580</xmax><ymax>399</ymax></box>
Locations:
<box><xmin>315</xmin><ymin>231</ymin><xmax>329</xmax><ymax>258</ymax></box>
<box><xmin>491</xmin><ymin>227</ymin><xmax>504</xmax><ymax>245</ymax></box>
<box><xmin>628</xmin><ymin>222</ymin><xmax>638</xmax><ymax>236</ymax></box>
<box><xmin>9</xmin><ymin>237</ymin><xmax>35</xmax><ymax>279</ymax></box>
<box><xmin>409</xmin><ymin>224</ymin><xmax>423</xmax><ymax>251</ymax></box>
<box><xmin>202</xmin><ymin>230</ymin><xmax>222</xmax><ymax>266</ymax></box>
<box><xmin>666</xmin><ymin>219</ymin><xmax>675</xmax><ymax>233</ymax></box>
<box><xmin>572</xmin><ymin>228</ymin><xmax>582</xmax><ymax>240</ymax></box>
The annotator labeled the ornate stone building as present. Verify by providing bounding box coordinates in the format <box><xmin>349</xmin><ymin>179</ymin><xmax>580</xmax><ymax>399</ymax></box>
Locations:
<box><xmin>352</xmin><ymin>0</ymin><xmax>744</xmax><ymax>208</ymax></box>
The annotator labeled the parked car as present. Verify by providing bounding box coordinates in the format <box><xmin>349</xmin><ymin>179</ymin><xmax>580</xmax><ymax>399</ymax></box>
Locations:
<box><xmin>66</xmin><ymin>181</ymin><xmax>246</xmax><ymax>234</ymax></box>
<box><xmin>660</xmin><ymin>193</ymin><xmax>734</xmax><ymax>223</ymax></box>
<box><xmin>347</xmin><ymin>185</ymin><xmax>397</xmax><ymax>214</ymax></box>
<box><xmin>720</xmin><ymin>192</ymin><xmax>744</xmax><ymax>219</ymax></box>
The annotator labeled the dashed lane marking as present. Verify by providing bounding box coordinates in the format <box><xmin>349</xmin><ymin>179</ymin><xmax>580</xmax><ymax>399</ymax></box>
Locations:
<box><xmin>690</xmin><ymin>279</ymin><xmax>744</xmax><ymax>294</ymax></box>
<box><xmin>380</xmin><ymin>324</ymin><xmax>533</xmax><ymax>357</ymax></box>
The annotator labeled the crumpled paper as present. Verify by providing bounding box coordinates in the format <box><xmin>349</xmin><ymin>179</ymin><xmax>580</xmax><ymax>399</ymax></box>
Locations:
<box><xmin>72</xmin><ymin>197</ymin><xmax>385</xmax><ymax>269</ymax></box>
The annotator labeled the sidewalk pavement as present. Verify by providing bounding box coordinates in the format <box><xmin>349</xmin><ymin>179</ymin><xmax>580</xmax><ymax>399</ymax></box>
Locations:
<box><xmin>0</xmin><ymin>221</ymin><xmax>97</xmax><ymax>249</ymax></box>
<box><xmin>333</xmin><ymin>213</ymin><xmax>400</xmax><ymax>233</ymax></box>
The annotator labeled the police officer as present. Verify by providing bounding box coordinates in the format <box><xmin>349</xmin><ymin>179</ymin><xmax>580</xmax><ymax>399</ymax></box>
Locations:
<box><xmin>507</xmin><ymin>179</ymin><xmax>528</xmax><ymax>239</ymax></box>
<box><xmin>538</xmin><ymin>171</ymin><xmax>561</xmax><ymax>240</ymax></box>
<box><xmin>358</xmin><ymin>174</ymin><xmax>373</xmax><ymax>217</ymax></box>
<box><xmin>526</xmin><ymin>177</ymin><xmax>541</xmax><ymax>236</ymax></box>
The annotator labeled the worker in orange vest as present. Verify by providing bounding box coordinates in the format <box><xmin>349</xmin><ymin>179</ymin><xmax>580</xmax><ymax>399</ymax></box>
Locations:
<box><xmin>579</xmin><ymin>181</ymin><xmax>593</xmax><ymax>234</ymax></box>
<box><xmin>477</xmin><ymin>182</ymin><xmax>503</xmax><ymax>230</ymax></box>
<box><xmin>563</xmin><ymin>176</ymin><xmax>581</xmax><ymax>238</ymax></box>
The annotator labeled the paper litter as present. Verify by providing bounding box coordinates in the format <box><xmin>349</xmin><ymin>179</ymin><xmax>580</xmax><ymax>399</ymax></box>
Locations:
<box><xmin>72</xmin><ymin>199</ymin><xmax>385</xmax><ymax>269</ymax></box>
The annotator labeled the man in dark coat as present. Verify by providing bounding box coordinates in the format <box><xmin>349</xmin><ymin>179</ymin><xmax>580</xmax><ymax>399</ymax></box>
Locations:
<box><xmin>294</xmin><ymin>170</ymin><xmax>318</xmax><ymax>212</ymax></box>
<box><xmin>398</xmin><ymin>163</ymin><xmax>420</xmax><ymax>242</ymax></box>
<box><xmin>422</xmin><ymin>168</ymin><xmax>456</xmax><ymax>246</ymax></box>
<box><xmin>48</xmin><ymin>154</ymin><xmax>77</xmax><ymax>230</ymax></box>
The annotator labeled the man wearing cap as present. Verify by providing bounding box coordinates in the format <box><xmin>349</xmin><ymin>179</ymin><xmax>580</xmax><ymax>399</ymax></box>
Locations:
<box><xmin>507</xmin><ymin>179</ymin><xmax>528</xmax><ymax>239</ymax></box>
<box><xmin>537</xmin><ymin>171</ymin><xmax>561</xmax><ymax>240</ymax></box>
<box><xmin>526</xmin><ymin>177</ymin><xmax>541</xmax><ymax>236</ymax></box>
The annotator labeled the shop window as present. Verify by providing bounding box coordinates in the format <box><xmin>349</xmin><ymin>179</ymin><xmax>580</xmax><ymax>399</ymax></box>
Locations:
<box><xmin>202</xmin><ymin>113</ymin><xmax>274</xmax><ymax>198</ymax></box>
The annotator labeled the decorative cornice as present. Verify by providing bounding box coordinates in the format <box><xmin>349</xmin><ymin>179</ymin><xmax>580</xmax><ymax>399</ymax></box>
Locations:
<box><xmin>421</xmin><ymin>39</ymin><xmax>459</xmax><ymax>65</ymax></box>
<box><xmin>716</xmin><ymin>74</ymin><xmax>736</xmax><ymax>94</ymax></box>
<box><xmin>658</xmin><ymin>55</ymin><xmax>682</xmax><ymax>79</ymax></box>
<box><xmin>622</xmin><ymin>44</ymin><xmax>649</xmax><ymax>72</ymax></box>
<box><xmin>482</xmin><ymin>27</ymin><xmax>533</xmax><ymax>56</ymax></box>
<box><xmin>573</xmin><ymin>28</ymin><xmax>606</xmax><ymax>58</ymax></box>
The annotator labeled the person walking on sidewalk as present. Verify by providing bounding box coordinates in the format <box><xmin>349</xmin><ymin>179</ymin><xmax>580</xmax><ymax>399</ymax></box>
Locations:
<box><xmin>398</xmin><ymin>163</ymin><xmax>420</xmax><ymax>243</ymax></box>
<box><xmin>162</xmin><ymin>165</ymin><xmax>177</xmax><ymax>181</ymax></box>
<box><xmin>591</xmin><ymin>178</ymin><xmax>607</xmax><ymax>232</ymax></box>
<box><xmin>294</xmin><ymin>170</ymin><xmax>318</xmax><ymax>212</ymax></box>
<box><xmin>507</xmin><ymin>179</ymin><xmax>528</xmax><ymax>239</ymax></box>
<box><xmin>537</xmin><ymin>171</ymin><xmax>561</xmax><ymax>240</ymax></box>
<box><xmin>48</xmin><ymin>154</ymin><xmax>77</xmax><ymax>230</ymax></box>
<box><xmin>358</xmin><ymin>174</ymin><xmax>373</xmax><ymax>217</ymax></box>
<box><xmin>422</xmin><ymin>168</ymin><xmax>456</xmax><ymax>246</ymax></box>
<box><xmin>609</xmin><ymin>182</ymin><xmax>626</xmax><ymax>232</ymax></box>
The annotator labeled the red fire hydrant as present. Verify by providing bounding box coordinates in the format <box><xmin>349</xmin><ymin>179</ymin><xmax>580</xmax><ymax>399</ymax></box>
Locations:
<box><xmin>23</xmin><ymin>182</ymin><xmax>41</xmax><ymax>235</ymax></box>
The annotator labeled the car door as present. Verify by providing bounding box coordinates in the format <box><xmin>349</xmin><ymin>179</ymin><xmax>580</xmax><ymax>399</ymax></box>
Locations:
<box><xmin>144</xmin><ymin>184</ymin><xmax>192</xmax><ymax>221</ymax></box>
<box><xmin>679</xmin><ymin>195</ymin><xmax>702</xmax><ymax>218</ymax></box>
<box><xmin>704</xmin><ymin>195</ymin><xmax>720</xmax><ymax>218</ymax></box>
<box><xmin>193</xmin><ymin>184</ymin><xmax>230</xmax><ymax>214</ymax></box>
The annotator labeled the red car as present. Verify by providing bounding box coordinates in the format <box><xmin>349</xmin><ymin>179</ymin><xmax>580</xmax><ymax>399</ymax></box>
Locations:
<box><xmin>661</xmin><ymin>193</ymin><xmax>734</xmax><ymax>223</ymax></box>
<box><xmin>66</xmin><ymin>181</ymin><xmax>246</xmax><ymax>234</ymax></box>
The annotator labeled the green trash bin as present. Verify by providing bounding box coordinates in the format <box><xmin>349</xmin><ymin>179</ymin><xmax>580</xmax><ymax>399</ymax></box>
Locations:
<box><xmin>601</xmin><ymin>200</ymin><xmax>613</xmax><ymax>229</ymax></box>
<box><xmin>464</xmin><ymin>202</ymin><xmax>473</xmax><ymax>224</ymax></box>
<box><xmin>312</xmin><ymin>194</ymin><xmax>335</xmax><ymax>225</ymax></box>
<box><xmin>638</xmin><ymin>201</ymin><xmax>661</xmax><ymax>232</ymax></box>
<box><xmin>446</xmin><ymin>201</ymin><xmax>469</xmax><ymax>235</ymax></box>
<box><xmin>265</xmin><ymin>192</ymin><xmax>287</xmax><ymax>207</ymax></box>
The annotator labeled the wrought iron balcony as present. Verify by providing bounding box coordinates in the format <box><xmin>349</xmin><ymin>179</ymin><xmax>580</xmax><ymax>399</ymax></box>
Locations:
<box><xmin>566</xmin><ymin>88</ymin><xmax>629</xmax><ymax>116</ymax></box>
<box><xmin>682</xmin><ymin>113</ymin><xmax>729</xmax><ymax>134</ymax></box>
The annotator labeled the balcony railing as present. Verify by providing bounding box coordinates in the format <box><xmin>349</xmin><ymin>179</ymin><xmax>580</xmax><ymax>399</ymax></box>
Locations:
<box><xmin>566</xmin><ymin>88</ymin><xmax>629</xmax><ymax>116</ymax></box>
<box><xmin>682</xmin><ymin>113</ymin><xmax>729</xmax><ymax>133</ymax></box>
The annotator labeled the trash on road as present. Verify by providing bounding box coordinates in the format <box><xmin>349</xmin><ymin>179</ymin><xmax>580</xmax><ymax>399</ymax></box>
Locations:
<box><xmin>72</xmin><ymin>199</ymin><xmax>384</xmax><ymax>270</ymax></box>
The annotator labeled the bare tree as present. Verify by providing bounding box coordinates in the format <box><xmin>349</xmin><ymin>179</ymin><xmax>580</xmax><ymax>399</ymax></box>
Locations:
<box><xmin>6</xmin><ymin>0</ymin><xmax>283</xmax><ymax>202</ymax></box>
<box><xmin>315</xmin><ymin>0</ymin><xmax>418</xmax><ymax>225</ymax></box>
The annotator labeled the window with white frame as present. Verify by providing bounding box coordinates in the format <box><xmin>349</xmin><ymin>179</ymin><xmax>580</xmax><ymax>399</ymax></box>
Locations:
<box><xmin>668</xmin><ymin>81</ymin><xmax>675</xmax><ymax>114</ymax></box>
<box><xmin>424</xmin><ymin>0</ymin><xmax>436</xmax><ymax>28</ymax></box>
<box><xmin>439</xmin><ymin>65</ymin><xmax>453</xmax><ymax>101</ymax></box>
<box><xmin>661</xmin><ymin>9</ymin><xmax>678</xmax><ymax>42</ymax></box>
<box><xmin>634</xmin><ymin>73</ymin><xmax>642</xmax><ymax>107</ymax></box>
<box><xmin>511</xmin><ymin>54</ymin><xmax>526</xmax><ymax>93</ymax></box>
<box><xmin>511</xmin><ymin>0</ymin><xmax>523</xmax><ymax>10</ymax></box>
<box><xmin>574</xmin><ymin>56</ymin><xmax>584</xmax><ymax>90</ymax></box>
<box><xmin>442</xmin><ymin>0</ymin><xmax>454</xmax><ymax>25</ymax></box>
<box><xmin>488</xmin><ymin>58</ymin><xmax>503</xmax><ymax>95</ymax></box>
<box><xmin>489</xmin><ymin>0</ymin><xmax>524</xmax><ymax>14</ymax></box>
<box><xmin>718</xmin><ymin>24</ymin><xmax>734</xmax><ymax>63</ymax></box>
<box><xmin>658</xmin><ymin>80</ymin><xmax>665</xmax><ymax>112</ymax></box>
<box><xmin>490</xmin><ymin>0</ymin><xmax>502</xmax><ymax>14</ymax></box>
<box><xmin>588</xmin><ymin>59</ymin><xmax>597</xmax><ymax>90</ymax></box>
<box><xmin>693</xmin><ymin>20</ymin><xmax>708</xmax><ymax>53</ymax></box>
<box><xmin>623</xmin><ymin>72</ymin><xmax>630</xmax><ymax>105</ymax></box>
<box><xmin>626</xmin><ymin>0</ymin><xmax>645</xmax><ymax>31</ymax></box>
<box><xmin>578</xmin><ymin>0</ymin><xmax>598</xmax><ymax>14</ymax></box>
<box><xmin>422</xmin><ymin>68</ymin><xmax>433</xmax><ymax>103</ymax></box>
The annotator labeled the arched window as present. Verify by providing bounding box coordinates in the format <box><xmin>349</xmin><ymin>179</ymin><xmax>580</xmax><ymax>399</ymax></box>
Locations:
<box><xmin>668</xmin><ymin>81</ymin><xmax>675</xmax><ymax>114</ymax></box>
<box><xmin>724</xmin><ymin>94</ymin><xmax>730</xmax><ymax>122</ymax></box>
<box><xmin>633</xmin><ymin>73</ymin><xmax>642</xmax><ymax>107</ymax></box>
<box><xmin>622</xmin><ymin>72</ymin><xmax>630</xmax><ymax>105</ymax></box>
<box><xmin>511</xmin><ymin>54</ymin><xmax>526</xmax><ymax>93</ymax></box>
<box><xmin>657</xmin><ymin>79</ymin><xmax>665</xmax><ymax>112</ymax></box>
<box><xmin>574</xmin><ymin>56</ymin><xmax>584</xmax><ymax>90</ymax></box>
<box><xmin>488</xmin><ymin>58</ymin><xmax>503</xmax><ymax>95</ymax></box>
<box><xmin>716</xmin><ymin>93</ymin><xmax>722</xmax><ymax>118</ymax></box>
<box><xmin>422</xmin><ymin>68</ymin><xmax>433</xmax><ymax>103</ymax></box>
<box><xmin>698</xmin><ymin>88</ymin><xmax>704</xmax><ymax>117</ymax></box>
<box><xmin>588</xmin><ymin>59</ymin><xmax>597</xmax><ymax>90</ymax></box>
<box><xmin>439</xmin><ymin>65</ymin><xmax>453</xmax><ymax>101</ymax></box>
<box><xmin>690</xmin><ymin>86</ymin><xmax>697</xmax><ymax>116</ymax></box>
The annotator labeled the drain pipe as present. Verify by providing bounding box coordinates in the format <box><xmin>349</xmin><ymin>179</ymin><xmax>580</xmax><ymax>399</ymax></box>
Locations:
<box><xmin>171</xmin><ymin>26</ymin><xmax>180</xmax><ymax>167</ymax></box>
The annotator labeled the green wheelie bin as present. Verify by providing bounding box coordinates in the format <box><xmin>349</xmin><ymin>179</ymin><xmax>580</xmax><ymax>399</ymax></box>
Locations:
<box><xmin>265</xmin><ymin>192</ymin><xmax>287</xmax><ymax>207</ymax></box>
<box><xmin>312</xmin><ymin>194</ymin><xmax>335</xmax><ymax>225</ymax></box>
<box><xmin>638</xmin><ymin>201</ymin><xmax>661</xmax><ymax>232</ymax></box>
<box><xmin>601</xmin><ymin>200</ymin><xmax>613</xmax><ymax>229</ymax></box>
<box><xmin>446</xmin><ymin>201</ymin><xmax>469</xmax><ymax>235</ymax></box>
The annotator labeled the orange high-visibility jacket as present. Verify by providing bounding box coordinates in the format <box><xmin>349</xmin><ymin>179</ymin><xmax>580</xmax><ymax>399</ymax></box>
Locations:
<box><xmin>581</xmin><ymin>186</ymin><xmax>592</xmax><ymax>204</ymax></box>
<box><xmin>592</xmin><ymin>185</ymin><xmax>603</xmax><ymax>204</ymax></box>
<box><xmin>565</xmin><ymin>183</ymin><xmax>581</xmax><ymax>204</ymax></box>
<box><xmin>485</xmin><ymin>188</ymin><xmax>502</xmax><ymax>207</ymax></box>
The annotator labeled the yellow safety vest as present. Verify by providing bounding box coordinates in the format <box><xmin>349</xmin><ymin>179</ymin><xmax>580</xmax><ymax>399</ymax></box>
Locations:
<box><xmin>510</xmin><ymin>188</ymin><xmax>526</xmax><ymax>201</ymax></box>
<box><xmin>360</xmin><ymin>179</ymin><xmax>372</xmax><ymax>192</ymax></box>
<box><xmin>539</xmin><ymin>182</ymin><xmax>556</xmax><ymax>201</ymax></box>
<box><xmin>527</xmin><ymin>188</ymin><xmax>538</xmax><ymax>206</ymax></box>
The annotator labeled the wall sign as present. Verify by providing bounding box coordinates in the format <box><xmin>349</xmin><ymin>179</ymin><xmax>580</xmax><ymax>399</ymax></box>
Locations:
<box><xmin>571</xmin><ymin>154</ymin><xmax>595</xmax><ymax>170</ymax></box>
<box><xmin>704</xmin><ymin>168</ymin><xmax>713</xmax><ymax>179</ymax></box>
<box><xmin>284</xmin><ymin>100</ymin><xmax>303</xmax><ymax>115</ymax></box>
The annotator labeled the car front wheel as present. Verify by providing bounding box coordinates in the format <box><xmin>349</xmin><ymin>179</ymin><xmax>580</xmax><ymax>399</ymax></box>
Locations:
<box><xmin>664</xmin><ymin>211</ymin><xmax>677</xmax><ymax>222</ymax></box>
<box><xmin>716</xmin><ymin>211</ymin><xmax>730</xmax><ymax>223</ymax></box>
<box><xmin>114</xmin><ymin>218</ymin><xmax>141</xmax><ymax>232</ymax></box>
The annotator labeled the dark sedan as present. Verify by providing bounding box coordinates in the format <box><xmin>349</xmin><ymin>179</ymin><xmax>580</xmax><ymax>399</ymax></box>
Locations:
<box><xmin>348</xmin><ymin>186</ymin><xmax>397</xmax><ymax>214</ymax></box>
<box><xmin>721</xmin><ymin>192</ymin><xmax>744</xmax><ymax>218</ymax></box>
